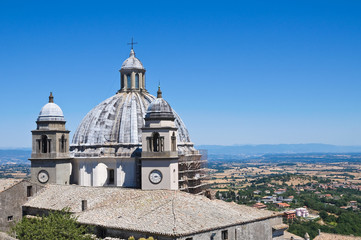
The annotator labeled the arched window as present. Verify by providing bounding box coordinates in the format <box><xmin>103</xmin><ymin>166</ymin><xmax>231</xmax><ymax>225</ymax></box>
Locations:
<box><xmin>127</xmin><ymin>74</ymin><xmax>131</xmax><ymax>89</ymax></box>
<box><xmin>135</xmin><ymin>74</ymin><xmax>139</xmax><ymax>89</ymax></box>
<box><xmin>152</xmin><ymin>132</ymin><xmax>160</xmax><ymax>152</ymax></box>
<box><xmin>60</xmin><ymin>134</ymin><xmax>66</xmax><ymax>153</ymax></box>
<box><xmin>41</xmin><ymin>135</ymin><xmax>48</xmax><ymax>153</ymax></box>
<box><xmin>108</xmin><ymin>169</ymin><xmax>114</xmax><ymax>185</ymax></box>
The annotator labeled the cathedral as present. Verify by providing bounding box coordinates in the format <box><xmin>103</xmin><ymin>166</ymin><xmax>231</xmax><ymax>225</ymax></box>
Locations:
<box><xmin>29</xmin><ymin>48</ymin><xmax>207</xmax><ymax>194</ymax></box>
<box><xmin>0</xmin><ymin>47</ymin><xmax>291</xmax><ymax>240</ymax></box>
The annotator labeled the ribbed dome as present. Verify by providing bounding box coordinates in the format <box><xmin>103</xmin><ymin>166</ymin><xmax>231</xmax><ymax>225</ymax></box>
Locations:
<box><xmin>121</xmin><ymin>49</ymin><xmax>144</xmax><ymax>70</ymax></box>
<box><xmin>145</xmin><ymin>96</ymin><xmax>174</xmax><ymax>120</ymax></box>
<box><xmin>37</xmin><ymin>103</ymin><xmax>65</xmax><ymax>122</ymax></box>
<box><xmin>71</xmin><ymin>91</ymin><xmax>192</xmax><ymax>156</ymax></box>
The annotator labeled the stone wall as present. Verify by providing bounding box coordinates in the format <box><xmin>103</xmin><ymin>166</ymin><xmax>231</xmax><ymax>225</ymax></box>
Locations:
<box><xmin>0</xmin><ymin>232</ymin><xmax>17</xmax><ymax>240</ymax></box>
<box><xmin>0</xmin><ymin>180</ymin><xmax>44</xmax><ymax>232</ymax></box>
<box><xmin>89</xmin><ymin>216</ymin><xmax>284</xmax><ymax>240</ymax></box>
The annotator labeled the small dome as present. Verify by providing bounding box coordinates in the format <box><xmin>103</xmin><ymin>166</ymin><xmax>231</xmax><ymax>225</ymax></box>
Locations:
<box><xmin>145</xmin><ymin>87</ymin><xmax>174</xmax><ymax>120</ymax></box>
<box><xmin>121</xmin><ymin>49</ymin><xmax>144</xmax><ymax>70</ymax></box>
<box><xmin>37</xmin><ymin>93</ymin><xmax>65</xmax><ymax>122</ymax></box>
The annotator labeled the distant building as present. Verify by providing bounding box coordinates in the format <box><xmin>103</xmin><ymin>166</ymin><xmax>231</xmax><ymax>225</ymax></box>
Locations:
<box><xmin>283</xmin><ymin>211</ymin><xmax>296</xmax><ymax>220</ymax></box>
<box><xmin>295</xmin><ymin>208</ymin><xmax>309</xmax><ymax>217</ymax></box>
<box><xmin>283</xmin><ymin>196</ymin><xmax>294</xmax><ymax>202</ymax></box>
<box><xmin>277</xmin><ymin>203</ymin><xmax>290</xmax><ymax>208</ymax></box>
<box><xmin>340</xmin><ymin>206</ymin><xmax>350</xmax><ymax>210</ymax></box>
<box><xmin>253</xmin><ymin>202</ymin><xmax>267</xmax><ymax>209</ymax></box>
<box><xmin>262</xmin><ymin>196</ymin><xmax>275</xmax><ymax>203</ymax></box>
<box><xmin>275</xmin><ymin>189</ymin><xmax>287</xmax><ymax>195</ymax></box>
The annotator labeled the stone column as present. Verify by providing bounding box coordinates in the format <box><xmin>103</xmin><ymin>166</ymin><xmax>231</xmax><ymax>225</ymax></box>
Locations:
<box><xmin>138</xmin><ymin>72</ymin><xmax>143</xmax><ymax>89</ymax></box>
<box><xmin>123</xmin><ymin>74</ymin><xmax>128</xmax><ymax>89</ymax></box>
<box><xmin>142</xmin><ymin>74</ymin><xmax>145</xmax><ymax>90</ymax></box>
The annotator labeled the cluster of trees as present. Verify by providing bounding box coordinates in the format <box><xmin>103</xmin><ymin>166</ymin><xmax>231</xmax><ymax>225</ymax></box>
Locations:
<box><xmin>288</xmin><ymin>211</ymin><xmax>361</xmax><ymax>238</ymax></box>
<box><xmin>10</xmin><ymin>209</ymin><xmax>92</xmax><ymax>240</ymax></box>
<box><xmin>10</xmin><ymin>209</ymin><xmax>158</xmax><ymax>240</ymax></box>
<box><xmin>319</xmin><ymin>210</ymin><xmax>337</xmax><ymax>224</ymax></box>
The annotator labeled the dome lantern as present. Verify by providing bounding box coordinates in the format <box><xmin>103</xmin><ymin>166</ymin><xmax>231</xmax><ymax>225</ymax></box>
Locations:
<box><xmin>119</xmin><ymin>47</ymin><xmax>146</xmax><ymax>92</ymax></box>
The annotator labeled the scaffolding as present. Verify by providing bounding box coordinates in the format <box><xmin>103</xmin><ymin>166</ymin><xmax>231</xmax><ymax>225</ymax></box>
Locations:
<box><xmin>178</xmin><ymin>149</ymin><xmax>210</xmax><ymax>195</ymax></box>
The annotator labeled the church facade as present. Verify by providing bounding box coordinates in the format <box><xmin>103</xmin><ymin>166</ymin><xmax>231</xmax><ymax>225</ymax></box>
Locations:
<box><xmin>29</xmin><ymin>48</ymin><xmax>207</xmax><ymax>194</ymax></box>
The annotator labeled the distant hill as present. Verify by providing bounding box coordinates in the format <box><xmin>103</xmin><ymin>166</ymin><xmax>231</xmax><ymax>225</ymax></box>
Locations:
<box><xmin>0</xmin><ymin>149</ymin><xmax>31</xmax><ymax>164</ymax></box>
<box><xmin>196</xmin><ymin>144</ymin><xmax>361</xmax><ymax>155</ymax></box>
<box><xmin>2</xmin><ymin>144</ymin><xmax>361</xmax><ymax>164</ymax></box>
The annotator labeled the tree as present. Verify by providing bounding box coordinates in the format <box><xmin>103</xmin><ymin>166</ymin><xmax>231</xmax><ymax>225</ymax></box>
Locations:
<box><xmin>319</xmin><ymin>210</ymin><xmax>328</xmax><ymax>220</ymax></box>
<box><xmin>10</xmin><ymin>208</ymin><xmax>92</xmax><ymax>240</ymax></box>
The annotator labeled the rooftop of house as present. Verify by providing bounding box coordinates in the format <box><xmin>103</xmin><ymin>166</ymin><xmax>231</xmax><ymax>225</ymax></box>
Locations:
<box><xmin>314</xmin><ymin>232</ymin><xmax>361</xmax><ymax>240</ymax></box>
<box><xmin>24</xmin><ymin>184</ymin><xmax>281</xmax><ymax>237</ymax></box>
<box><xmin>0</xmin><ymin>179</ymin><xmax>22</xmax><ymax>193</ymax></box>
<box><xmin>283</xmin><ymin>231</ymin><xmax>304</xmax><ymax>240</ymax></box>
<box><xmin>277</xmin><ymin>203</ymin><xmax>290</xmax><ymax>207</ymax></box>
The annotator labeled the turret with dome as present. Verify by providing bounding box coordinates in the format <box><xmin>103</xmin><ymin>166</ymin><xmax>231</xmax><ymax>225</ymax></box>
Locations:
<box><xmin>30</xmin><ymin>92</ymin><xmax>72</xmax><ymax>185</ymax></box>
<box><xmin>37</xmin><ymin>93</ymin><xmax>65</xmax><ymax>122</ymax></box>
<box><xmin>30</xmin><ymin>46</ymin><xmax>207</xmax><ymax>194</ymax></box>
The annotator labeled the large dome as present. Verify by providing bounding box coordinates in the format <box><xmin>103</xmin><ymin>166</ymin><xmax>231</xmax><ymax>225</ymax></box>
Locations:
<box><xmin>71</xmin><ymin>91</ymin><xmax>194</xmax><ymax>156</ymax></box>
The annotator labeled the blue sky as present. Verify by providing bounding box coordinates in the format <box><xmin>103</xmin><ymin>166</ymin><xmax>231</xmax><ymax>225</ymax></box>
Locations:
<box><xmin>1</xmin><ymin>0</ymin><xmax>361</xmax><ymax>148</ymax></box>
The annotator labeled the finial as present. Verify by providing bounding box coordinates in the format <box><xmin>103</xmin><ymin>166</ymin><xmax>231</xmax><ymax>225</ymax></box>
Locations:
<box><xmin>129</xmin><ymin>49</ymin><xmax>135</xmax><ymax>57</ymax></box>
<box><xmin>49</xmin><ymin>92</ymin><xmax>54</xmax><ymax>103</ymax></box>
<box><xmin>157</xmin><ymin>85</ymin><xmax>162</xmax><ymax>98</ymax></box>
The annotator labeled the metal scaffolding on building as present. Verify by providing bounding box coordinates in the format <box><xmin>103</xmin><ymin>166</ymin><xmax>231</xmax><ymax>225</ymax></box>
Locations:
<box><xmin>178</xmin><ymin>149</ymin><xmax>210</xmax><ymax>194</ymax></box>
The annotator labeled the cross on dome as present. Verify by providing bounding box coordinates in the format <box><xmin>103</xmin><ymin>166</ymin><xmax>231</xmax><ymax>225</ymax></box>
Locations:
<box><xmin>127</xmin><ymin>37</ymin><xmax>138</xmax><ymax>50</ymax></box>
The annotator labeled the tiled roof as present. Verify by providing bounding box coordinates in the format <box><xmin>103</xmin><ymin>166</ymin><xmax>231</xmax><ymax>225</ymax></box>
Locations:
<box><xmin>0</xmin><ymin>179</ymin><xmax>22</xmax><ymax>193</ymax></box>
<box><xmin>24</xmin><ymin>185</ymin><xmax>280</xmax><ymax>237</ymax></box>
<box><xmin>314</xmin><ymin>233</ymin><xmax>361</xmax><ymax>240</ymax></box>
<box><xmin>283</xmin><ymin>231</ymin><xmax>304</xmax><ymax>240</ymax></box>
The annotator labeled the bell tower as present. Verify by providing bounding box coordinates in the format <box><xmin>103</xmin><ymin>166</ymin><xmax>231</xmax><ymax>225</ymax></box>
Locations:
<box><xmin>141</xmin><ymin>87</ymin><xmax>179</xmax><ymax>190</ymax></box>
<box><xmin>29</xmin><ymin>93</ymin><xmax>72</xmax><ymax>185</ymax></box>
